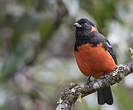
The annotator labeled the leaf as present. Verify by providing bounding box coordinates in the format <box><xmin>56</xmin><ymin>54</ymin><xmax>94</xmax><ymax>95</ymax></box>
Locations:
<box><xmin>77</xmin><ymin>95</ymin><xmax>82</xmax><ymax>103</ymax></box>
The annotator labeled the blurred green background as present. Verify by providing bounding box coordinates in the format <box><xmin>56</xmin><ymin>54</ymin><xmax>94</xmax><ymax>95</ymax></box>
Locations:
<box><xmin>0</xmin><ymin>0</ymin><xmax>133</xmax><ymax>110</ymax></box>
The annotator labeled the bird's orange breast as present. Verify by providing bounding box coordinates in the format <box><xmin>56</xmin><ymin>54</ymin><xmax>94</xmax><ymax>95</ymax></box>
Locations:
<box><xmin>74</xmin><ymin>43</ymin><xmax>116</xmax><ymax>79</ymax></box>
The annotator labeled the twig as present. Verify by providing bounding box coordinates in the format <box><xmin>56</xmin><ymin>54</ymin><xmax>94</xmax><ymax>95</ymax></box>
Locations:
<box><xmin>56</xmin><ymin>60</ymin><xmax>133</xmax><ymax>110</ymax></box>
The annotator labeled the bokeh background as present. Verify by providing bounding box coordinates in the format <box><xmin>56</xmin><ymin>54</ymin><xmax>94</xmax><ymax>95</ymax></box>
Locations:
<box><xmin>0</xmin><ymin>0</ymin><xmax>133</xmax><ymax>110</ymax></box>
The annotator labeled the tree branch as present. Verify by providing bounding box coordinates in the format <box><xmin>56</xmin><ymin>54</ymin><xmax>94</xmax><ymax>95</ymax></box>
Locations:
<box><xmin>56</xmin><ymin>60</ymin><xmax>133</xmax><ymax>110</ymax></box>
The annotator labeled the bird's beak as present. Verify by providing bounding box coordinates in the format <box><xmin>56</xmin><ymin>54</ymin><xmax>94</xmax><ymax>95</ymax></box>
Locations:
<box><xmin>73</xmin><ymin>23</ymin><xmax>82</xmax><ymax>28</ymax></box>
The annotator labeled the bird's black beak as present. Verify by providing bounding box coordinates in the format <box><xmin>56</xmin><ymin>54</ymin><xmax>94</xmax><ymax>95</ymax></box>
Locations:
<box><xmin>73</xmin><ymin>23</ymin><xmax>82</xmax><ymax>28</ymax></box>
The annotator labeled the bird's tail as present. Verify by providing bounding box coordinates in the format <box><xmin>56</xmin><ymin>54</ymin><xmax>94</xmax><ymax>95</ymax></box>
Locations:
<box><xmin>97</xmin><ymin>86</ymin><xmax>113</xmax><ymax>105</ymax></box>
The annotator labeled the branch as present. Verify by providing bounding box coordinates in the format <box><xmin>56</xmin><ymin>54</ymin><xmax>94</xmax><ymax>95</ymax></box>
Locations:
<box><xmin>56</xmin><ymin>60</ymin><xmax>133</xmax><ymax>110</ymax></box>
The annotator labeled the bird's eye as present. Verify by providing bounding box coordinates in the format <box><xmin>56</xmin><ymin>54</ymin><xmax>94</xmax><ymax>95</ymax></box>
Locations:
<box><xmin>84</xmin><ymin>23</ymin><xmax>91</xmax><ymax>31</ymax></box>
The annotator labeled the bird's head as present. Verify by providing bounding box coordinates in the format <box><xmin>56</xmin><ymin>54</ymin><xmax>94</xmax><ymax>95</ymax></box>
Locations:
<box><xmin>74</xmin><ymin>18</ymin><xmax>97</xmax><ymax>39</ymax></box>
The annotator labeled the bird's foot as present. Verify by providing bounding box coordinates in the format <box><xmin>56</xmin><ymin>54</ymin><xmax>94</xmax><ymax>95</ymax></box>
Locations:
<box><xmin>86</xmin><ymin>75</ymin><xmax>92</xmax><ymax>86</ymax></box>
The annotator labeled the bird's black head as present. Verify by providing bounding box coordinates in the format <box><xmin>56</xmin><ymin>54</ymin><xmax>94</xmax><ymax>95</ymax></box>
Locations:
<box><xmin>74</xmin><ymin>18</ymin><xmax>97</xmax><ymax>39</ymax></box>
<box><xmin>74</xmin><ymin>18</ymin><xmax>98</xmax><ymax>50</ymax></box>
<box><xmin>74</xmin><ymin>18</ymin><xmax>96</xmax><ymax>28</ymax></box>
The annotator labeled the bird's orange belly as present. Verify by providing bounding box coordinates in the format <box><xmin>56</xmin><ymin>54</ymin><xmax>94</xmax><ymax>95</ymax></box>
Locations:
<box><xmin>74</xmin><ymin>43</ymin><xmax>116</xmax><ymax>79</ymax></box>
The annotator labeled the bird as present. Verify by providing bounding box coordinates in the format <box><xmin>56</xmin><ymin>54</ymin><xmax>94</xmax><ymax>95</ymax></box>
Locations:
<box><xmin>73</xmin><ymin>18</ymin><xmax>117</xmax><ymax>105</ymax></box>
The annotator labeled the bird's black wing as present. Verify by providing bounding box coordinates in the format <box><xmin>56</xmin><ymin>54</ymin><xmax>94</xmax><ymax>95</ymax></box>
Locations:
<box><xmin>98</xmin><ymin>34</ymin><xmax>118</xmax><ymax>65</ymax></box>
<box><xmin>105</xmin><ymin>40</ymin><xmax>118</xmax><ymax>65</ymax></box>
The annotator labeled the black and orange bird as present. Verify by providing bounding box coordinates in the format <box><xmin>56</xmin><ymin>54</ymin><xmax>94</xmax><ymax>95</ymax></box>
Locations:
<box><xmin>73</xmin><ymin>18</ymin><xmax>117</xmax><ymax>105</ymax></box>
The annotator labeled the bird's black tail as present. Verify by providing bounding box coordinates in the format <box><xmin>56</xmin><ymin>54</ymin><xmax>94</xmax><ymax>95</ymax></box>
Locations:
<box><xmin>97</xmin><ymin>86</ymin><xmax>113</xmax><ymax>105</ymax></box>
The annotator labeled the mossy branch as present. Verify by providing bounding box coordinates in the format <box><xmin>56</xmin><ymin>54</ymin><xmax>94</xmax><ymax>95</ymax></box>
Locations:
<box><xmin>56</xmin><ymin>60</ymin><xmax>133</xmax><ymax>110</ymax></box>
